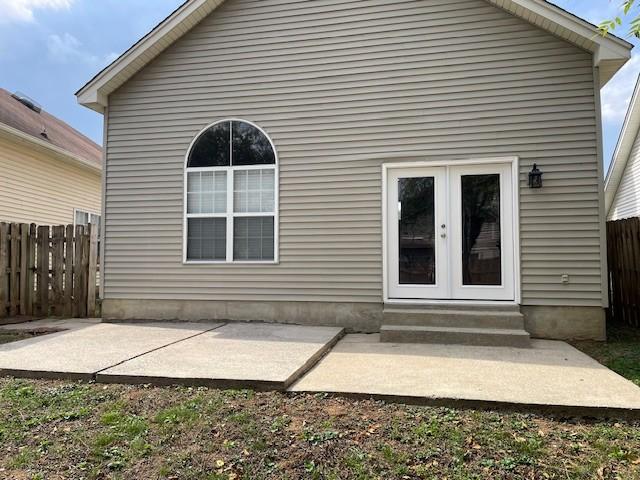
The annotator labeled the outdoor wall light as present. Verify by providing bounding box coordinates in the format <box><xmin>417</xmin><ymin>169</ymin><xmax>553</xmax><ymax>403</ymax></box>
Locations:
<box><xmin>528</xmin><ymin>163</ymin><xmax>543</xmax><ymax>189</ymax></box>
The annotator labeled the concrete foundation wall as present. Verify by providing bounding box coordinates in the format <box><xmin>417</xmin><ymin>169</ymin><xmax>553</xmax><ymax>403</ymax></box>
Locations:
<box><xmin>103</xmin><ymin>300</ymin><xmax>606</xmax><ymax>340</ymax></box>
<box><xmin>521</xmin><ymin>305</ymin><xmax>606</xmax><ymax>341</ymax></box>
<box><xmin>102</xmin><ymin>299</ymin><xmax>383</xmax><ymax>333</ymax></box>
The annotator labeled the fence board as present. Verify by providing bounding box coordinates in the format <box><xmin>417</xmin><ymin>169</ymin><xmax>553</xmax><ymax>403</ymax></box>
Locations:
<box><xmin>0</xmin><ymin>223</ymin><xmax>8</xmax><ymax>319</ymax></box>
<box><xmin>9</xmin><ymin>224</ymin><xmax>19</xmax><ymax>316</ymax></box>
<box><xmin>87</xmin><ymin>223</ymin><xmax>98</xmax><ymax>317</ymax></box>
<box><xmin>51</xmin><ymin>226</ymin><xmax>65</xmax><ymax>316</ymax></box>
<box><xmin>19</xmin><ymin>223</ymin><xmax>29</xmax><ymax>315</ymax></box>
<box><xmin>26</xmin><ymin>224</ymin><xmax>36</xmax><ymax>316</ymax></box>
<box><xmin>64</xmin><ymin>224</ymin><xmax>74</xmax><ymax>317</ymax></box>
<box><xmin>607</xmin><ymin>217</ymin><xmax>640</xmax><ymax>327</ymax></box>
<box><xmin>73</xmin><ymin>225</ymin><xmax>84</xmax><ymax>318</ymax></box>
<box><xmin>37</xmin><ymin>225</ymin><xmax>50</xmax><ymax>317</ymax></box>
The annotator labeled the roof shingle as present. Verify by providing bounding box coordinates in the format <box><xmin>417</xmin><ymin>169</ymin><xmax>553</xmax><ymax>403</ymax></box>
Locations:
<box><xmin>0</xmin><ymin>88</ymin><xmax>102</xmax><ymax>167</ymax></box>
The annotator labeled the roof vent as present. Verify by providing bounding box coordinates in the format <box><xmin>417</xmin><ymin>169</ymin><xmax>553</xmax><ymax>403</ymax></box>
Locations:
<box><xmin>11</xmin><ymin>91</ymin><xmax>42</xmax><ymax>114</ymax></box>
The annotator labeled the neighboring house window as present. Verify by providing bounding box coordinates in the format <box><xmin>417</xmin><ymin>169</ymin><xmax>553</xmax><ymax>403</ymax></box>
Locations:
<box><xmin>184</xmin><ymin>119</ymin><xmax>278</xmax><ymax>263</ymax></box>
<box><xmin>74</xmin><ymin>208</ymin><xmax>101</xmax><ymax>232</ymax></box>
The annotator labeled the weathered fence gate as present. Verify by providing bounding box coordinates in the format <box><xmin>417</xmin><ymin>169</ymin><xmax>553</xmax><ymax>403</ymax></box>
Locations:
<box><xmin>0</xmin><ymin>222</ymin><xmax>98</xmax><ymax>320</ymax></box>
<box><xmin>607</xmin><ymin>217</ymin><xmax>640</xmax><ymax>326</ymax></box>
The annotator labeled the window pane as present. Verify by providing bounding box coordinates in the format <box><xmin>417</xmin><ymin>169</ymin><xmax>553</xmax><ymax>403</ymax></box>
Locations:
<box><xmin>232</xmin><ymin>121</ymin><xmax>276</xmax><ymax>165</ymax></box>
<box><xmin>233</xmin><ymin>169</ymin><xmax>275</xmax><ymax>213</ymax></box>
<box><xmin>75</xmin><ymin>210</ymin><xmax>89</xmax><ymax>226</ymax></box>
<box><xmin>187</xmin><ymin>171</ymin><xmax>227</xmax><ymax>214</ymax></box>
<box><xmin>233</xmin><ymin>217</ymin><xmax>274</xmax><ymax>261</ymax></box>
<box><xmin>187</xmin><ymin>218</ymin><xmax>226</xmax><ymax>261</ymax></box>
<box><xmin>398</xmin><ymin>177</ymin><xmax>435</xmax><ymax>285</ymax></box>
<box><xmin>188</xmin><ymin>121</ymin><xmax>231</xmax><ymax>167</ymax></box>
<box><xmin>461</xmin><ymin>174</ymin><xmax>502</xmax><ymax>286</ymax></box>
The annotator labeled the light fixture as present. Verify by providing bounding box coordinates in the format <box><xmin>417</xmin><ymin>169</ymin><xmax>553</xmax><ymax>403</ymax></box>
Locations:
<box><xmin>528</xmin><ymin>163</ymin><xmax>543</xmax><ymax>189</ymax></box>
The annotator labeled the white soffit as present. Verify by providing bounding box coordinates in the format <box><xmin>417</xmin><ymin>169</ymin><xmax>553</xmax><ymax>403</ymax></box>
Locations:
<box><xmin>76</xmin><ymin>0</ymin><xmax>632</xmax><ymax>113</ymax></box>
<box><xmin>605</xmin><ymin>76</ymin><xmax>640</xmax><ymax>216</ymax></box>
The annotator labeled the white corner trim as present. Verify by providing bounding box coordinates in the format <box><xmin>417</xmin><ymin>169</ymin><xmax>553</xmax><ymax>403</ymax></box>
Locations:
<box><xmin>0</xmin><ymin>122</ymin><xmax>102</xmax><ymax>174</ymax></box>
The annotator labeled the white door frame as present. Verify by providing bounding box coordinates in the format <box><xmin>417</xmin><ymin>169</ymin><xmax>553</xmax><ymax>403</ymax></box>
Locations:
<box><xmin>382</xmin><ymin>156</ymin><xmax>521</xmax><ymax>305</ymax></box>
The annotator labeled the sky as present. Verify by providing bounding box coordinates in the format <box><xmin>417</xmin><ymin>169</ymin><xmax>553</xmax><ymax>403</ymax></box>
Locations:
<box><xmin>0</xmin><ymin>0</ymin><xmax>638</xmax><ymax>171</ymax></box>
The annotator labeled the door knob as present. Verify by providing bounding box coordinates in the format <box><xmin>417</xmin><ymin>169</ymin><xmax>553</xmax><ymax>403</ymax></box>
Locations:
<box><xmin>441</xmin><ymin>224</ymin><xmax>446</xmax><ymax>229</ymax></box>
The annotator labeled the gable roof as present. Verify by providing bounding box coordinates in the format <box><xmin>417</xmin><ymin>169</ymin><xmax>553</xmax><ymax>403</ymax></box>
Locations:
<box><xmin>1</xmin><ymin>88</ymin><xmax>102</xmax><ymax>171</ymax></box>
<box><xmin>605</xmin><ymin>75</ymin><xmax>640</xmax><ymax>216</ymax></box>
<box><xmin>76</xmin><ymin>0</ymin><xmax>633</xmax><ymax>113</ymax></box>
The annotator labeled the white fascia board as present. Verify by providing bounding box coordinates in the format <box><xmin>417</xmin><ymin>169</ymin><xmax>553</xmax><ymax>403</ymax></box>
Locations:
<box><xmin>604</xmin><ymin>77</ymin><xmax>640</xmax><ymax>215</ymax></box>
<box><xmin>0</xmin><ymin>122</ymin><xmax>102</xmax><ymax>174</ymax></box>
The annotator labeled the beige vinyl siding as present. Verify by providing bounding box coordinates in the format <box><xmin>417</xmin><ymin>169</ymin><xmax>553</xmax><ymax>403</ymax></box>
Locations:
<box><xmin>608</xmin><ymin>130</ymin><xmax>640</xmax><ymax>220</ymax></box>
<box><xmin>0</xmin><ymin>136</ymin><xmax>101</xmax><ymax>225</ymax></box>
<box><xmin>105</xmin><ymin>0</ymin><xmax>602</xmax><ymax>306</ymax></box>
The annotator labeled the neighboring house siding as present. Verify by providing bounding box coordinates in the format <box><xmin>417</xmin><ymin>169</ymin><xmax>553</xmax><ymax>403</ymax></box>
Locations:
<box><xmin>609</xmin><ymin>130</ymin><xmax>640</xmax><ymax>220</ymax></box>
<box><xmin>105</xmin><ymin>0</ymin><xmax>602</xmax><ymax>306</ymax></box>
<box><xmin>0</xmin><ymin>136</ymin><xmax>101</xmax><ymax>225</ymax></box>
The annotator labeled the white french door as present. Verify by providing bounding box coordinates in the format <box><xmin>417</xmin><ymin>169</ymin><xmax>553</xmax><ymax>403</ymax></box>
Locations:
<box><xmin>386</xmin><ymin>161</ymin><xmax>516</xmax><ymax>301</ymax></box>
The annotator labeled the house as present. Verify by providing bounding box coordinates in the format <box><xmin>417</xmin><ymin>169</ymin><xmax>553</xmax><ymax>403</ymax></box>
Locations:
<box><xmin>605</xmin><ymin>76</ymin><xmax>640</xmax><ymax>221</ymax></box>
<box><xmin>0</xmin><ymin>88</ymin><xmax>102</xmax><ymax>227</ymax></box>
<box><xmin>76</xmin><ymin>0</ymin><xmax>632</xmax><ymax>343</ymax></box>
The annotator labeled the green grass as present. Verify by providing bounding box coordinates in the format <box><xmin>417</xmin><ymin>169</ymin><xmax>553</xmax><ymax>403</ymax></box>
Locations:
<box><xmin>573</xmin><ymin>324</ymin><xmax>640</xmax><ymax>386</ymax></box>
<box><xmin>0</xmin><ymin>378</ymin><xmax>638</xmax><ymax>480</ymax></box>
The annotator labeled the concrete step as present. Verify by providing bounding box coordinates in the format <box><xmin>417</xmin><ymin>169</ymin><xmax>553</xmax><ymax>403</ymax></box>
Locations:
<box><xmin>385</xmin><ymin>303</ymin><xmax>521</xmax><ymax>312</ymax></box>
<box><xmin>383</xmin><ymin>307</ymin><xmax>525</xmax><ymax>330</ymax></box>
<box><xmin>380</xmin><ymin>324</ymin><xmax>531</xmax><ymax>348</ymax></box>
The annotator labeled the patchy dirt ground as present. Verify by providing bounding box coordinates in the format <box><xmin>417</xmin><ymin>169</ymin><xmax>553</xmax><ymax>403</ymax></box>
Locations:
<box><xmin>0</xmin><ymin>332</ymin><xmax>42</xmax><ymax>345</ymax></box>
<box><xmin>0</xmin><ymin>378</ymin><xmax>639</xmax><ymax>480</ymax></box>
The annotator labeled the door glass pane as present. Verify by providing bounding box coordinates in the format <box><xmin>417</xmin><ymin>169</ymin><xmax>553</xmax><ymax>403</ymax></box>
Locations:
<box><xmin>461</xmin><ymin>174</ymin><xmax>501</xmax><ymax>286</ymax></box>
<box><xmin>398</xmin><ymin>177</ymin><xmax>435</xmax><ymax>285</ymax></box>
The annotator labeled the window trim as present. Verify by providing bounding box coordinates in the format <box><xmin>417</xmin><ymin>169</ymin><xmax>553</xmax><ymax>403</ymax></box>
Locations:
<box><xmin>182</xmin><ymin>119</ymin><xmax>279</xmax><ymax>265</ymax></box>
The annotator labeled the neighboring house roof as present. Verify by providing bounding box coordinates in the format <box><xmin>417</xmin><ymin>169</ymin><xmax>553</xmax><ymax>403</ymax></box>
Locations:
<box><xmin>76</xmin><ymin>0</ymin><xmax>633</xmax><ymax>113</ymax></box>
<box><xmin>605</xmin><ymin>76</ymin><xmax>640</xmax><ymax>216</ymax></box>
<box><xmin>0</xmin><ymin>88</ymin><xmax>102</xmax><ymax>172</ymax></box>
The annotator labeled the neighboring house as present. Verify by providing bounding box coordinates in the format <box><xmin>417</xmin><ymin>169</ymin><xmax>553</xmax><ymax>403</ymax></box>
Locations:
<box><xmin>76</xmin><ymin>0</ymin><xmax>632</xmax><ymax>342</ymax></box>
<box><xmin>605</xmin><ymin>76</ymin><xmax>640</xmax><ymax>221</ymax></box>
<box><xmin>0</xmin><ymin>88</ymin><xmax>102</xmax><ymax>227</ymax></box>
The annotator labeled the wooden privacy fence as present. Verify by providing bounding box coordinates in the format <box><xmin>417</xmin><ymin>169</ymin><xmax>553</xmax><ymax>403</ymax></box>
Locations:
<box><xmin>607</xmin><ymin>217</ymin><xmax>640</xmax><ymax>327</ymax></box>
<box><xmin>0</xmin><ymin>222</ymin><xmax>98</xmax><ymax>319</ymax></box>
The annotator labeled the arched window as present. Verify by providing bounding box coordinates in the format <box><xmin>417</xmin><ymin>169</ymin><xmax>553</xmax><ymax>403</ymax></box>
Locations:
<box><xmin>184</xmin><ymin>119</ymin><xmax>278</xmax><ymax>263</ymax></box>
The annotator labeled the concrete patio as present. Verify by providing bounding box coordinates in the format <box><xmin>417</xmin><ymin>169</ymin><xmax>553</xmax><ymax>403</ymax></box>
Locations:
<box><xmin>1</xmin><ymin>320</ymin><xmax>640</xmax><ymax>416</ymax></box>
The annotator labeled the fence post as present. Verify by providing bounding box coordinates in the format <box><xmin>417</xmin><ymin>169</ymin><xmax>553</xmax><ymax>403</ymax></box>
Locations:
<box><xmin>0</xmin><ymin>223</ymin><xmax>8</xmax><ymax>319</ymax></box>
<box><xmin>36</xmin><ymin>225</ymin><xmax>50</xmax><ymax>317</ymax></box>
<box><xmin>87</xmin><ymin>223</ymin><xmax>98</xmax><ymax>317</ymax></box>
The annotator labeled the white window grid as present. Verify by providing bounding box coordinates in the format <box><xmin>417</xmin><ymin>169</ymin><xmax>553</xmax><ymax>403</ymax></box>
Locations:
<box><xmin>183</xmin><ymin>120</ymin><xmax>279</xmax><ymax>264</ymax></box>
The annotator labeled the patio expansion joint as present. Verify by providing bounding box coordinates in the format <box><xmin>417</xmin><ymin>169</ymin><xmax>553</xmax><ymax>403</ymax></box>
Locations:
<box><xmin>91</xmin><ymin>323</ymin><xmax>228</xmax><ymax>381</ymax></box>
